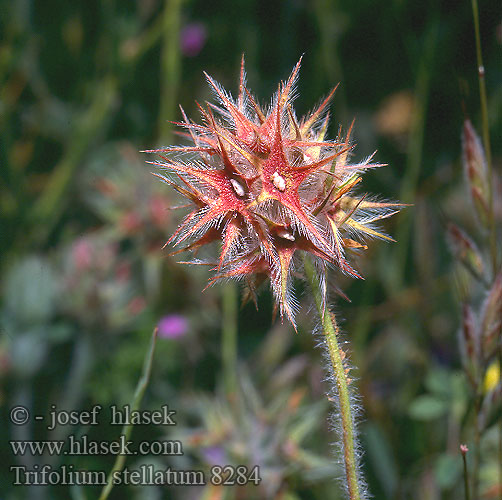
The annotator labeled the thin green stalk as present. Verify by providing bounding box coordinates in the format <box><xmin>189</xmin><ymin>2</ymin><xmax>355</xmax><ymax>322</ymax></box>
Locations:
<box><xmin>304</xmin><ymin>257</ymin><xmax>362</xmax><ymax>500</ymax></box>
<box><xmin>392</xmin><ymin>20</ymin><xmax>437</xmax><ymax>291</ymax></box>
<box><xmin>470</xmin><ymin>0</ymin><xmax>496</xmax><ymax>273</ymax></box>
<box><xmin>31</xmin><ymin>76</ymin><xmax>116</xmax><ymax>241</ymax></box>
<box><xmin>471</xmin><ymin>3</ymin><xmax>499</xmax><ymax>495</ymax></box>
<box><xmin>314</xmin><ymin>0</ymin><xmax>349</xmax><ymax>124</ymax></box>
<box><xmin>48</xmin><ymin>333</ymin><xmax>92</xmax><ymax>467</ymax></box>
<box><xmin>499</xmin><ymin>349</ymin><xmax>502</xmax><ymax>500</ymax></box>
<box><xmin>473</xmin><ymin>393</ymin><xmax>482</xmax><ymax>500</ymax></box>
<box><xmin>98</xmin><ymin>328</ymin><xmax>158</xmax><ymax>500</ymax></box>
<box><xmin>121</xmin><ymin>14</ymin><xmax>165</xmax><ymax>64</ymax></box>
<box><xmin>159</xmin><ymin>0</ymin><xmax>182</xmax><ymax>142</ymax></box>
<box><xmin>222</xmin><ymin>283</ymin><xmax>238</xmax><ymax>395</ymax></box>
<box><xmin>461</xmin><ymin>445</ymin><xmax>471</xmax><ymax>500</ymax></box>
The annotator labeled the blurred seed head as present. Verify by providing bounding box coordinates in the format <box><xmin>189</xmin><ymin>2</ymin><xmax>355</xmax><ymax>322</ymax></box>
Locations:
<box><xmin>459</xmin><ymin>303</ymin><xmax>481</xmax><ymax>389</ymax></box>
<box><xmin>446</xmin><ymin>223</ymin><xmax>485</xmax><ymax>281</ymax></box>
<box><xmin>61</xmin><ymin>233</ymin><xmax>143</xmax><ymax>330</ymax></box>
<box><xmin>480</xmin><ymin>272</ymin><xmax>502</xmax><ymax>362</ymax></box>
<box><xmin>462</xmin><ymin>119</ymin><xmax>491</xmax><ymax>228</ymax></box>
<box><xmin>86</xmin><ymin>144</ymin><xmax>172</xmax><ymax>253</ymax></box>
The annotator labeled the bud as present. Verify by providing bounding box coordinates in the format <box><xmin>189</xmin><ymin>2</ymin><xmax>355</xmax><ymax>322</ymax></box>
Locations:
<box><xmin>462</xmin><ymin>119</ymin><xmax>490</xmax><ymax>228</ymax></box>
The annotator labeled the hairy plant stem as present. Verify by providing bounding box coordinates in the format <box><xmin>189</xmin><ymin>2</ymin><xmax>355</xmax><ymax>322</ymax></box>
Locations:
<box><xmin>304</xmin><ymin>257</ymin><xmax>362</xmax><ymax>500</ymax></box>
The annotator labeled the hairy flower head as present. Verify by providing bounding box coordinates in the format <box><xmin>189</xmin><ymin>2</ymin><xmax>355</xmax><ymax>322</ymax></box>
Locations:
<box><xmin>146</xmin><ymin>57</ymin><xmax>402</xmax><ymax>328</ymax></box>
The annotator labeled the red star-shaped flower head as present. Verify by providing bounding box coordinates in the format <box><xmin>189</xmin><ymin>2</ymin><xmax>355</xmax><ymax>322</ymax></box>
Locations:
<box><xmin>145</xmin><ymin>57</ymin><xmax>403</xmax><ymax>329</ymax></box>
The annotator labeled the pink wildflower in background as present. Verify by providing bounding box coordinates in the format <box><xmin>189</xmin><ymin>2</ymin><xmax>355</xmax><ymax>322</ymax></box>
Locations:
<box><xmin>72</xmin><ymin>238</ymin><xmax>93</xmax><ymax>271</ymax></box>
<box><xmin>180</xmin><ymin>23</ymin><xmax>207</xmax><ymax>57</ymax></box>
<box><xmin>157</xmin><ymin>314</ymin><xmax>188</xmax><ymax>339</ymax></box>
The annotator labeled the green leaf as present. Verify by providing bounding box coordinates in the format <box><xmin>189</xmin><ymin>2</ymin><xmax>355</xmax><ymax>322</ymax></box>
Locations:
<box><xmin>10</xmin><ymin>327</ymin><xmax>50</xmax><ymax>378</ymax></box>
<box><xmin>408</xmin><ymin>395</ymin><xmax>448</xmax><ymax>421</ymax></box>
<box><xmin>425</xmin><ymin>368</ymin><xmax>452</xmax><ymax>399</ymax></box>
<box><xmin>434</xmin><ymin>453</ymin><xmax>461</xmax><ymax>489</ymax></box>
<box><xmin>4</xmin><ymin>256</ymin><xmax>58</xmax><ymax>326</ymax></box>
<box><xmin>364</xmin><ymin>422</ymin><xmax>398</xmax><ymax>498</ymax></box>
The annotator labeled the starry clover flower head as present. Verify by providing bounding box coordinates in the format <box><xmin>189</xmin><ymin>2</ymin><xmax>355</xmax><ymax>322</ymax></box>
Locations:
<box><xmin>145</xmin><ymin>57</ymin><xmax>402</xmax><ymax>328</ymax></box>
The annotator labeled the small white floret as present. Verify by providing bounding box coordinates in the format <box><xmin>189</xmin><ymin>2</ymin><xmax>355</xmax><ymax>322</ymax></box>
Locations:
<box><xmin>272</xmin><ymin>171</ymin><xmax>286</xmax><ymax>192</ymax></box>
<box><xmin>230</xmin><ymin>178</ymin><xmax>246</xmax><ymax>197</ymax></box>
<box><xmin>277</xmin><ymin>229</ymin><xmax>295</xmax><ymax>241</ymax></box>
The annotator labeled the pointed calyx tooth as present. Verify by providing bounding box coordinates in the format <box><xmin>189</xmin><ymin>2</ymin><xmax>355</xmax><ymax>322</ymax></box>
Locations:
<box><xmin>230</xmin><ymin>178</ymin><xmax>246</xmax><ymax>197</ymax></box>
<box><xmin>272</xmin><ymin>171</ymin><xmax>286</xmax><ymax>191</ymax></box>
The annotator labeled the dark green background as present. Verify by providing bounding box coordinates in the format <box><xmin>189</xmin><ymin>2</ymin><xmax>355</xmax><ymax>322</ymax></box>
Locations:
<box><xmin>1</xmin><ymin>0</ymin><xmax>501</xmax><ymax>499</ymax></box>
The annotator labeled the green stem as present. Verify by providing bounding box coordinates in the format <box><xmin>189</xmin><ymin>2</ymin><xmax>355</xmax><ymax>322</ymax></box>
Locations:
<box><xmin>31</xmin><ymin>76</ymin><xmax>116</xmax><ymax>242</ymax></box>
<box><xmin>499</xmin><ymin>349</ymin><xmax>502</xmax><ymax>500</ymax></box>
<box><xmin>313</xmin><ymin>0</ymin><xmax>348</xmax><ymax>124</ymax></box>
<box><xmin>470</xmin><ymin>4</ymin><xmax>499</xmax><ymax>497</ymax></box>
<box><xmin>473</xmin><ymin>393</ymin><xmax>482</xmax><ymax>500</ymax></box>
<box><xmin>222</xmin><ymin>283</ymin><xmax>238</xmax><ymax>395</ymax></box>
<box><xmin>304</xmin><ymin>257</ymin><xmax>362</xmax><ymax>500</ymax></box>
<box><xmin>98</xmin><ymin>328</ymin><xmax>158</xmax><ymax>500</ymax></box>
<box><xmin>159</xmin><ymin>0</ymin><xmax>182</xmax><ymax>142</ymax></box>
<box><xmin>470</xmin><ymin>0</ymin><xmax>496</xmax><ymax>273</ymax></box>
<box><xmin>461</xmin><ymin>446</ymin><xmax>471</xmax><ymax>500</ymax></box>
<box><xmin>392</xmin><ymin>19</ymin><xmax>437</xmax><ymax>292</ymax></box>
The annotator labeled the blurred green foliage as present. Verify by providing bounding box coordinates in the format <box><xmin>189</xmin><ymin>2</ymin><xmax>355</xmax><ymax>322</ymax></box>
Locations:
<box><xmin>1</xmin><ymin>0</ymin><xmax>501</xmax><ymax>499</ymax></box>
